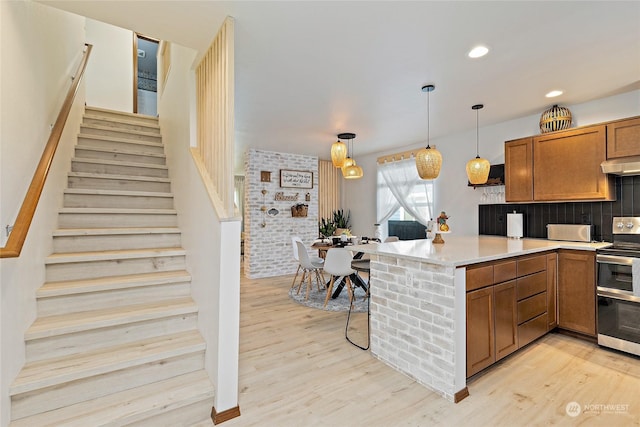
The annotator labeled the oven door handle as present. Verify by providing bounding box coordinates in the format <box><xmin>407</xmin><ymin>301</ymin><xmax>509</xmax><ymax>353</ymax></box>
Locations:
<box><xmin>597</xmin><ymin>288</ymin><xmax>640</xmax><ymax>303</ymax></box>
<box><xmin>596</xmin><ymin>254</ymin><xmax>634</xmax><ymax>266</ymax></box>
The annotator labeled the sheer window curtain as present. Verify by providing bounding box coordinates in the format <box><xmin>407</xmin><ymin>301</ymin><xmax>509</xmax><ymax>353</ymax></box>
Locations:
<box><xmin>378</xmin><ymin>158</ymin><xmax>433</xmax><ymax>226</ymax></box>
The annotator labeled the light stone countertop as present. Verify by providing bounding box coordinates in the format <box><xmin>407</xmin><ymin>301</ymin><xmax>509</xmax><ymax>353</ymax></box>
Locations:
<box><xmin>350</xmin><ymin>235</ymin><xmax>611</xmax><ymax>267</ymax></box>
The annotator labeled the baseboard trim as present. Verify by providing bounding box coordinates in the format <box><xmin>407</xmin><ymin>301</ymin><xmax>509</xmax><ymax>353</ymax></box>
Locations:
<box><xmin>454</xmin><ymin>387</ymin><xmax>470</xmax><ymax>403</ymax></box>
<box><xmin>211</xmin><ymin>405</ymin><xmax>241</xmax><ymax>424</ymax></box>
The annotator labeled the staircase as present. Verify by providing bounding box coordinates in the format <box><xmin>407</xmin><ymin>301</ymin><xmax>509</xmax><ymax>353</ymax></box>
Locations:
<box><xmin>9</xmin><ymin>107</ymin><xmax>215</xmax><ymax>426</ymax></box>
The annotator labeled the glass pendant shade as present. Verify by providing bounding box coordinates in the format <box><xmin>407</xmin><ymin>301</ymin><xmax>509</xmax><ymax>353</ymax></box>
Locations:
<box><xmin>415</xmin><ymin>146</ymin><xmax>442</xmax><ymax>180</ymax></box>
<box><xmin>331</xmin><ymin>140</ymin><xmax>347</xmax><ymax>168</ymax></box>
<box><xmin>343</xmin><ymin>160</ymin><xmax>364</xmax><ymax>179</ymax></box>
<box><xmin>466</xmin><ymin>156</ymin><xmax>490</xmax><ymax>184</ymax></box>
<box><xmin>341</xmin><ymin>157</ymin><xmax>356</xmax><ymax>177</ymax></box>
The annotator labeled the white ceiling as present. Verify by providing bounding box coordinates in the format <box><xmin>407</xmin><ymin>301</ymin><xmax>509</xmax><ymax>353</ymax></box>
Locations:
<box><xmin>41</xmin><ymin>1</ymin><xmax>640</xmax><ymax>171</ymax></box>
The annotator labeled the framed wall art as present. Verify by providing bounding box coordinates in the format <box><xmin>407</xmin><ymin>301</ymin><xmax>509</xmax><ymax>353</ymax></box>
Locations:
<box><xmin>280</xmin><ymin>169</ymin><xmax>313</xmax><ymax>189</ymax></box>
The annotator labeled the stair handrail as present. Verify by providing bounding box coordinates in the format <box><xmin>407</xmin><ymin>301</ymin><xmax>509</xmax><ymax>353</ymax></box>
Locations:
<box><xmin>0</xmin><ymin>44</ymin><xmax>92</xmax><ymax>258</ymax></box>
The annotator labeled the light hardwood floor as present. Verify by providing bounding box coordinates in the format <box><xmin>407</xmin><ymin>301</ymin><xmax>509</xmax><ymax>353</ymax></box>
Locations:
<box><xmin>225</xmin><ymin>271</ymin><xmax>640</xmax><ymax>426</ymax></box>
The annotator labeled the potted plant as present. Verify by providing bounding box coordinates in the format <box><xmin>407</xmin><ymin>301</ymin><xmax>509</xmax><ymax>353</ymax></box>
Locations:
<box><xmin>332</xmin><ymin>209</ymin><xmax>351</xmax><ymax>236</ymax></box>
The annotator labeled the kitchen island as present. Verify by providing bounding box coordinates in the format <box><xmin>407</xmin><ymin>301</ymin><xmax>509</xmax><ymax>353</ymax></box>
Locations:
<box><xmin>350</xmin><ymin>235</ymin><xmax>609</xmax><ymax>402</ymax></box>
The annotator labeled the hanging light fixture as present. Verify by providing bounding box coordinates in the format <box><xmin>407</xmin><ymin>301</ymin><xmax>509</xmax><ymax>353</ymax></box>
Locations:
<box><xmin>415</xmin><ymin>85</ymin><xmax>442</xmax><ymax>180</ymax></box>
<box><xmin>331</xmin><ymin>134</ymin><xmax>348</xmax><ymax>168</ymax></box>
<box><xmin>340</xmin><ymin>133</ymin><xmax>363</xmax><ymax>179</ymax></box>
<box><xmin>466</xmin><ymin>104</ymin><xmax>490</xmax><ymax>185</ymax></box>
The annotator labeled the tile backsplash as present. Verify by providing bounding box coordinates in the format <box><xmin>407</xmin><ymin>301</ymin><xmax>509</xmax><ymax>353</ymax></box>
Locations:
<box><xmin>479</xmin><ymin>176</ymin><xmax>640</xmax><ymax>242</ymax></box>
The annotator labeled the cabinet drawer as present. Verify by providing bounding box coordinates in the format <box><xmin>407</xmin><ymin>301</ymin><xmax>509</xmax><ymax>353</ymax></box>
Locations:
<box><xmin>494</xmin><ymin>261</ymin><xmax>517</xmax><ymax>283</ymax></box>
<box><xmin>517</xmin><ymin>255</ymin><xmax>546</xmax><ymax>277</ymax></box>
<box><xmin>517</xmin><ymin>271</ymin><xmax>547</xmax><ymax>300</ymax></box>
<box><xmin>466</xmin><ymin>265</ymin><xmax>493</xmax><ymax>291</ymax></box>
<box><xmin>517</xmin><ymin>292</ymin><xmax>547</xmax><ymax>324</ymax></box>
<box><xmin>518</xmin><ymin>313</ymin><xmax>548</xmax><ymax>348</ymax></box>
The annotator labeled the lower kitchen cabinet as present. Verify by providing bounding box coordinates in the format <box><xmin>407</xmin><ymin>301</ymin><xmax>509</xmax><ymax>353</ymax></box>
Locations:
<box><xmin>466</xmin><ymin>286</ymin><xmax>495</xmax><ymax>377</ymax></box>
<box><xmin>494</xmin><ymin>280</ymin><xmax>518</xmax><ymax>361</ymax></box>
<box><xmin>547</xmin><ymin>253</ymin><xmax>558</xmax><ymax>329</ymax></box>
<box><xmin>558</xmin><ymin>250</ymin><xmax>596</xmax><ymax>337</ymax></box>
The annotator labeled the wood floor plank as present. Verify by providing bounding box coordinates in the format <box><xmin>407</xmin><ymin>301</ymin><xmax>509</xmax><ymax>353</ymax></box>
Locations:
<box><xmin>225</xmin><ymin>269</ymin><xmax>640</xmax><ymax>426</ymax></box>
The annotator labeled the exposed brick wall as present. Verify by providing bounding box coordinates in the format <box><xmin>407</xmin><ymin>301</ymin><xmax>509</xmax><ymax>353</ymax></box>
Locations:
<box><xmin>244</xmin><ymin>148</ymin><xmax>318</xmax><ymax>279</ymax></box>
<box><xmin>369</xmin><ymin>254</ymin><xmax>459</xmax><ymax>401</ymax></box>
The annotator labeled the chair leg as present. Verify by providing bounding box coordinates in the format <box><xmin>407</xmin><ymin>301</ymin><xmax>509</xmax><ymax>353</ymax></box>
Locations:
<box><xmin>314</xmin><ymin>269</ymin><xmax>323</xmax><ymax>292</ymax></box>
<box><xmin>291</xmin><ymin>264</ymin><xmax>301</xmax><ymax>289</ymax></box>
<box><xmin>296</xmin><ymin>270</ymin><xmax>307</xmax><ymax>295</ymax></box>
<box><xmin>345</xmin><ymin>276</ymin><xmax>354</xmax><ymax>307</ymax></box>
<box><xmin>305</xmin><ymin>269</ymin><xmax>313</xmax><ymax>300</ymax></box>
<box><xmin>324</xmin><ymin>276</ymin><xmax>337</xmax><ymax>307</ymax></box>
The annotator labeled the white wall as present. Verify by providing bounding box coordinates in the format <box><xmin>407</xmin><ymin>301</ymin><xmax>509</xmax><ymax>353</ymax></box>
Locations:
<box><xmin>157</xmin><ymin>42</ymin><xmax>240</xmax><ymax>413</ymax></box>
<box><xmin>0</xmin><ymin>2</ymin><xmax>86</xmax><ymax>425</ymax></box>
<box><xmin>85</xmin><ymin>18</ymin><xmax>133</xmax><ymax>112</ymax></box>
<box><xmin>344</xmin><ymin>90</ymin><xmax>640</xmax><ymax>238</ymax></box>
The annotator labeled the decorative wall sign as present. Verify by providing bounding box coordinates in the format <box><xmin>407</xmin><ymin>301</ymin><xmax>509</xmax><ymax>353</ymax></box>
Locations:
<box><xmin>275</xmin><ymin>192</ymin><xmax>299</xmax><ymax>201</ymax></box>
<box><xmin>280</xmin><ymin>169</ymin><xmax>313</xmax><ymax>189</ymax></box>
<box><xmin>260</xmin><ymin>171</ymin><xmax>272</xmax><ymax>182</ymax></box>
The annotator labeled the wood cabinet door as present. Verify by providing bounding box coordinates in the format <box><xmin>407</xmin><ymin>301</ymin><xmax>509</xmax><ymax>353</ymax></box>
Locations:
<box><xmin>467</xmin><ymin>287</ymin><xmax>495</xmax><ymax>377</ymax></box>
<box><xmin>607</xmin><ymin>117</ymin><xmax>640</xmax><ymax>159</ymax></box>
<box><xmin>546</xmin><ymin>253</ymin><xmax>558</xmax><ymax>329</ymax></box>
<box><xmin>494</xmin><ymin>280</ymin><xmax>517</xmax><ymax>361</ymax></box>
<box><xmin>557</xmin><ymin>250</ymin><xmax>596</xmax><ymax>336</ymax></box>
<box><xmin>505</xmin><ymin>137</ymin><xmax>533</xmax><ymax>202</ymax></box>
<box><xmin>533</xmin><ymin>125</ymin><xmax>614</xmax><ymax>201</ymax></box>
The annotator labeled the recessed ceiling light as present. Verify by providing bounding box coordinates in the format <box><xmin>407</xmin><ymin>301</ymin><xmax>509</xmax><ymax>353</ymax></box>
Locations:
<box><xmin>546</xmin><ymin>90</ymin><xmax>563</xmax><ymax>98</ymax></box>
<box><xmin>468</xmin><ymin>46</ymin><xmax>489</xmax><ymax>58</ymax></box>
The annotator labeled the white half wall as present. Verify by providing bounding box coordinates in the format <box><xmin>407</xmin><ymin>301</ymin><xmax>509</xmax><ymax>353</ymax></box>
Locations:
<box><xmin>344</xmin><ymin>90</ymin><xmax>640</xmax><ymax>239</ymax></box>
<box><xmin>157</xmin><ymin>42</ymin><xmax>240</xmax><ymax>413</ymax></box>
<box><xmin>85</xmin><ymin>18</ymin><xmax>133</xmax><ymax>112</ymax></box>
<box><xmin>0</xmin><ymin>2</ymin><xmax>86</xmax><ymax>425</ymax></box>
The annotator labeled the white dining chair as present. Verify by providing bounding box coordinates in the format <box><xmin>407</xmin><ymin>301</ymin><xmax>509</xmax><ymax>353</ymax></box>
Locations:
<box><xmin>294</xmin><ymin>240</ymin><xmax>325</xmax><ymax>300</ymax></box>
<box><xmin>323</xmin><ymin>248</ymin><xmax>356</xmax><ymax>308</ymax></box>
<box><xmin>291</xmin><ymin>236</ymin><xmax>324</xmax><ymax>290</ymax></box>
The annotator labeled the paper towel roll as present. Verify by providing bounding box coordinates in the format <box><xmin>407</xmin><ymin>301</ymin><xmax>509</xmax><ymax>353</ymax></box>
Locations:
<box><xmin>507</xmin><ymin>213</ymin><xmax>523</xmax><ymax>239</ymax></box>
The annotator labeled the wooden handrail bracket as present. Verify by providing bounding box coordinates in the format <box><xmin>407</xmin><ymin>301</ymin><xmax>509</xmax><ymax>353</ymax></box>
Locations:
<box><xmin>0</xmin><ymin>44</ymin><xmax>92</xmax><ymax>258</ymax></box>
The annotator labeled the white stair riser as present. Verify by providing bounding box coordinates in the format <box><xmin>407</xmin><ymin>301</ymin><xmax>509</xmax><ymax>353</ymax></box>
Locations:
<box><xmin>58</xmin><ymin>212</ymin><xmax>178</xmax><ymax>228</ymax></box>
<box><xmin>129</xmin><ymin>400</ymin><xmax>214</xmax><ymax>427</ymax></box>
<box><xmin>72</xmin><ymin>160</ymin><xmax>169</xmax><ymax>178</ymax></box>
<box><xmin>26</xmin><ymin>313</ymin><xmax>197</xmax><ymax>362</ymax></box>
<box><xmin>81</xmin><ymin>126</ymin><xmax>162</xmax><ymax>143</ymax></box>
<box><xmin>53</xmin><ymin>232</ymin><xmax>182</xmax><ymax>253</ymax></box>
<box><xmin>75</xmin><ymin>147</ymin><xmax>166</xmax><ymax>165</ymax></box>
<box><xmin>85</xmin><ymin>108</ymin><xmax>159</xmax><ymax>126</ymax></box>
<box><xmin>11</xmin><ymin>352</ymin><xmax>205</xmax><ymax>420</ymax></box>
<box><xmin>63</xmin><ymin>193</ymin><xmax>174</xmax><ymax>209</ymax></box>
<box><xmin>37</xmin><ymin>281</ymin><xmax>191</xmax><ymax>316</ymax></box>
<box><xmin>46</xmin><ymin>255</ymin><xmax>186</xmax><ymax>282</ymax></box>
<box><xmin>68</xmin><ymin>175</ymin><xmax>171</xmax><ymax>193</ymax></box>
<box><xmin>77</xmin><ymin>136</ymin><xmax>165</xmax><ymax>155</ymax></box>
<box><xmin>83</xmin><ymin>117</ymin><xmax>160</xmax><ymax>135</ymax></box>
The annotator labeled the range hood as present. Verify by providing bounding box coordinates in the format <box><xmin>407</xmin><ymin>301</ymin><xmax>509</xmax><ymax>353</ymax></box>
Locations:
<box><xmin>601</xmin><ymin>156</ymin><xmax>640</xmax><ymax>176</ymax></box>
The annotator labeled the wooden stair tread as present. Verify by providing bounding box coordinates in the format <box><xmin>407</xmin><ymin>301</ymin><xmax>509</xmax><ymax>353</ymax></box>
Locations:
<box><xmin>85</xmin><ymin>106</ymin><xmax>159</xmax><ymax>121</ymax></box>
<box><xmin>9</xmin><ymin>370</ymin><xmax>213</xmax><ymax>427</ymax></box>
<box><xmin>64</xmin><ymin>188</ymin><xmax>174</xmax><ymax>198</ymax></box>
<box><xmin>71</xmin><ymin>157</ymin><xmax>168</xmax><ymax>170</ymax></box>
<box><xmin>83</xmin><ymin>113</ymin><xmax>161</xmax><ymax>129</ymax></box>
<box><xmin>52</xmin><ymin>227</ymin><xmax>181</xmax><ymax>237</ymax></box>
<box><xmin>77</xmin><ymin>133</ymin><xmax>163</xmax><ymax>148</ymax></box>
<box><xmin>68</xmin><ymin>171</ymin><xmax>171</xmax><ymax>183</ymax></box>
<box><xmin>59</xmin><ymin>207</ymin><xmax>177</xmax><ymax>214</ymax></box>
<box><xmin>75</xmin><ymin>145</ymin><xmax>165</xmax><ymax>158</ymax></box>
<box><xmin>11</xmin><ymin>330</ymin><xmax>205</xmax><ymax>395</ymax></box>
<box><xmin>80</xmin><ymin>123</ymin><xmax>161</xmax><ymax>138</ymax></box>
<box><xmin>38</xmin><ymin>270</ymin><xmax>191</xmax><ymax>297</ymax></box>
<box><xmin>45</xmin><ymin>247</ymin><xmax>185</xmax><ymax>264</ymax></box>
<box><xmin>25</xmin><ymin>297</ymin><xmax>197</xmax><ymax>340</ymax></box>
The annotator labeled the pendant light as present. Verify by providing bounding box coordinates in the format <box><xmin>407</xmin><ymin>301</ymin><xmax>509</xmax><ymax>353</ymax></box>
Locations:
<box><xmin>331</xmin><ymin>134</ymin><xmax>348</xmax><ymax>168</ymax></box>
<box><xmin>415</xmin><ymin>85</ymin><xmax>442</xmax><ymax>180</ymax></box>
<box><xmin>466</xmin><ymin>104</ymin><xmax>490</xmax><ymax>185</ymax></box>
<box><xmin>341</xmin><ymin>133</ymin><xmax>363</xmax><ymax>179</ymax></box>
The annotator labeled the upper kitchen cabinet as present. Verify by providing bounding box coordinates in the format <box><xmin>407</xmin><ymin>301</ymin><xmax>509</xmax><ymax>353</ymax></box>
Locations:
<box><xmin>534</xmin><ymin>125</ymin><xmax>614</xmax><ymax>201</ymax></box>
<box><xmin>505</xmin><ymin>137</ymin><xmax>533</xmax><ymax>202</ymax></box>
<box><xmin>505</xmin><ymin>123</ymin><xmax>615</xmax><ymax>202</ymax></box>
<box><xmin>606</xmin><ymin>116</ymin><xmax>640</xmax><ymax>159</ymax></box>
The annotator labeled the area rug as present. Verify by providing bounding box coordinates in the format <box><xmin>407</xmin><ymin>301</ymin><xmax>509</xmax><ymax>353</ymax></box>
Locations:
<box><xmin>288</xmin><ymin>282</ymin><xmax>368</xmax><ymax>313</ymax></box>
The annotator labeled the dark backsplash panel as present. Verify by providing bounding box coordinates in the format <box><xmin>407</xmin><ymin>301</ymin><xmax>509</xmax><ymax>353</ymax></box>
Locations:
<box><xmin>479</xmin><ymin>176</ymin><xmax>640</xmax><ymax>243</ymax></box>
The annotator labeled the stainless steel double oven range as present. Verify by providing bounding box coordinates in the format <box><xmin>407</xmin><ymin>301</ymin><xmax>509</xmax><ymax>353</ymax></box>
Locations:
<box><xmin>596</xmin><ymin>217</ymin><xmax>640</xmax><ymax>356</ymax></box>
